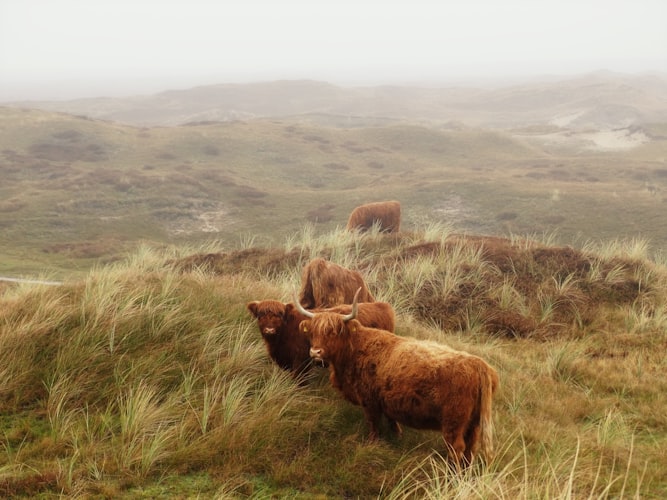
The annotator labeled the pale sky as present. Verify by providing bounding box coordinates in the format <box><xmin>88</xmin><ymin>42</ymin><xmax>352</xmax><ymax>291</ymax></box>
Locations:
<box><xmin>1</xmin><ymin>0</ymin><xmax>666</xmax><ymax>100</ymax></box>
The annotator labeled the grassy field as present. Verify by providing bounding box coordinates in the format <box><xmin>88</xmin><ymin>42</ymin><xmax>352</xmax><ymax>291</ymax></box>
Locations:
<box><xmin>0</xmin><ymin>227</ymin><xmax>666</xmax><ymax>498</ymax></box>
<box><xmin>1</xmin><ymin>106</ymin><xmax>666</xmax><ymax>279</ymax></box>
<box><xmin>1</xmin><ymin>102</ymin><xmax>666</xmax><ymax>496</ymax></box>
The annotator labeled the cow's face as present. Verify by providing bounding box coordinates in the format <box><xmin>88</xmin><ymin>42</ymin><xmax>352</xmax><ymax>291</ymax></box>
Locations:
<box><xmin>301</xmin><ymin>313</ymin><xmax>348</xmax><ymax>363</ymax></box>
<box><xmin>246</xmin><ymin>301</ymin><xmax>286</xmax><ymax>336</ymax></box>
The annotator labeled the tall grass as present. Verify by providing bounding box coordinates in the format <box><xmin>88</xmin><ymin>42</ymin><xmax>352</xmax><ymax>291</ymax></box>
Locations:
<box><xmin>1</xmin><ymin>230</ymin><xmax>666</xmax><ymax>497</ymax></box>
<box><xmin>582</xmin><ymin>237</ymin><xmax>651</xmax><ymax>262</ymax></box>
<box><xmin>0</xmin><ymin>253</ymin><xmax>327</xmax><ymax>496</ymax></box>
<box><xmin>383</xmin><ymin>434</ymin><xmax>646</xmax><ymax>499</ymax></box>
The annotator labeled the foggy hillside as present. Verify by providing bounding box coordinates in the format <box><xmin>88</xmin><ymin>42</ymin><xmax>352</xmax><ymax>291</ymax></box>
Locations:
<box><xmin>2</xmin><ymin>70</ymin><xmax>667</xmax><ymax>276</ymax></box>
<box><xmin>6</xmin><ymin>72</ymin><xmax>667</xmax><ymax>129</ymax></box>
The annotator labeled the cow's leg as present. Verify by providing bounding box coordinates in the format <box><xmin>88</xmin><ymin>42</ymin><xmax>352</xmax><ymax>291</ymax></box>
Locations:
<box><xmin>442</xmin><ymin>423</ymin><xmax>467</xmax><ymax>468</ymax></box>
<box><xmin>387</xmin><ymin>418</ymin><xmax>403</xmax><ymax>437</ymax></box>
<box><xmin>442</xmin><ymin>397</ymin><xmax>476</xmax><ymax>469</ymax></box>
<box><xmin>362</xmin><ymin>405</ymin><xmax>382</xmax><ymax>440</ymax></box>
<box><xmin>463</xmin><ymin>420</ymin><xmax>481</xmax><ymax>465</ymax></box>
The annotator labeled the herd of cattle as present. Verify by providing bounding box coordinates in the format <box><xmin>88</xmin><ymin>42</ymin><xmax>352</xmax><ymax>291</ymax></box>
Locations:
<box><xmin>246</xmin><ymin>204</ymin><xmax>500</xmax><ymax>468</ymax></box>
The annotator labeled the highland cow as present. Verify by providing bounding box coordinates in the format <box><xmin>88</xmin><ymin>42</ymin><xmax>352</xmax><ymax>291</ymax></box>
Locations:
<box><xmin>346</xmin><ymin>200</ymin><xmax>401</xmax><ymax>233</ymax></box>
<box><xmin>296</xmin><ymin>292</ymin><xmax>499</xmax><ymax>466</ymax></box>
<box><xmin>247</xmin><ymin>299</ymin><xmax>394</xmax><ymax>382</ymax></box>
<box><xmin>298</xmin><ymin>257</ymin><xmax>374</xmax><ymax>309</ymax></box>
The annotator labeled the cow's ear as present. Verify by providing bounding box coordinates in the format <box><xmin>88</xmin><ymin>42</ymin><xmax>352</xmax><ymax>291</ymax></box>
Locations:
<box><xmin>246</xmin><ymin>302</ymin><xmax>259</xmax><ymax>317</ymax></box>
<box><xmin>299</xmin><ymin>320</ymin><xmax>311</xmax><ymax>337</ymax></box>
<box><xmin>286</xmin><ymin>303</ymin><xmax>302</xmax><ymax>321</ymax></box>
<box><xmin>348</xmin><ymin>319</ymin><xmax>362</xmax><ymax>334</ymax></box>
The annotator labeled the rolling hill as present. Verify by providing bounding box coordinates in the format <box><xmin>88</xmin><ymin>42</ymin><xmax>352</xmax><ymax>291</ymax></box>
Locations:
<box><xmin>2</xmin><ymin>73</ymin><xmax>667</xmax><ymax>497</ymax></box>
<box><xmin>1</xmin><ymin>72</ymin><xmax>667</xmax><ymax>278</ymax></box>
<box><xmin>0</xmin><ymin>228</ymin><xmax>666</xmax><ymax>497</ymax></box>
<box><xmin>6</xmin><ymin>72</ymin><xmax>667</xmax><ymax>129</ymax></box>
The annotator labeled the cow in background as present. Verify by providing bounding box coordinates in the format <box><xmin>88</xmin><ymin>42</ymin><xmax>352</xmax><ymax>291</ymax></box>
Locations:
<box><xmin>346</xmin><ymin>200</ymin><xmax>401</xmax><ymax>233</ymax></box>
<box><xmin>298</xmin><ymin>257</ymin><xmax>374</xmax><ymax>309</ymax></box>
<box><xmin>247</xmin><ymin>298</ymin><xmax>394</xmax><ymax>382</ymax></box>
<box><xmin>295</xmin><ymin>291</ymin><xmax>499</xmax><ymax>466</ymax></box>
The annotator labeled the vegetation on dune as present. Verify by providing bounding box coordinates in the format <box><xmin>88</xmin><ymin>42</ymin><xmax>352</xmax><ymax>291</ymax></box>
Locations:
<box><xmin>2</xmin><ymin>106</ymin><xmax>667</xmax><ymax>278</ymax></box>
<box><xmin>1</xmin><ymin>226</ymin><xmax>666</xmax><ymax>498</ymax></box>
<box><xmin>2</xmin><ymin>78</ymin><xmax>666</xmax><ymax>497</ymax></box>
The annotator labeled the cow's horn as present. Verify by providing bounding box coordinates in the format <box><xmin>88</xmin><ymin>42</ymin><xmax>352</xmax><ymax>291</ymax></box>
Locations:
<box><xmin>293</xmin><ymin>291</ymin><xmax>315</xmax><ymax>318</ymax></box>
<box><xmin>342</xmin><ymin>287</ymin><xmax>361</xmax><ymax>322</ymax></box>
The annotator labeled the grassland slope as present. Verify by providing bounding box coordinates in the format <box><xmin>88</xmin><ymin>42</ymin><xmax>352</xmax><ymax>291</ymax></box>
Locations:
<box><xmin>0</xmin><ymin>228</ymin><xmax>666</xmax><ymax>497</ymax></box>
<box><xmin>2</xmin><ymin>106</ymin><xmax>667</xmax><ymax>279</ymax></box>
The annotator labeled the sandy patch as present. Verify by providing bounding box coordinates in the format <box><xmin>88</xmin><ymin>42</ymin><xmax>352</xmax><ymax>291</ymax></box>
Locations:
<box><xmin>163</xmin><ymin>204</ymin><xmax>237</xmax><ymax>236</ymax></box>
<box><xmin>580</xmin><ymin>128</ymin><xmax>650</xmax><ymax>151</ymax></box>
<box><xmin>515</xmin><ymin>126</ymin><xmax>649</xmax><ymax>152</ymax></box>
<box><xmin>433</xmin><ymin>195</ymin><xmax>478</xmax><ymax>224</ymax></box>
<box><xmin>197</xmin><ymin>211</ymin><xmax>230</xmax><ymax>233</ymax></box>
<box><xmin>550</xmin><ymin>111</ymin><xmax>586</xmax><ymax>128</ymax></box>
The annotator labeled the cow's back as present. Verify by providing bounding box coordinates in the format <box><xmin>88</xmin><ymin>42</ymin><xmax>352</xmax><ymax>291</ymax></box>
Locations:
<box><xmin>349</xmin><ymin>333</ymin><xmax>481</xmax><ymax>430</ymax></box>
<box><xmin>384</xmin><ymin>342</ymin><xmax>493</xmax><ymax>436</ymax></box>
<box><xmin>346</xmin><ymin>201</ymin><xmax>401</xmax><ymax>233</ymax></box>
<box><xmin>299</xmin><ymin>257</ymin><xmax>374</xmax><ymax>307</ymax></box>
<box><xmin>357</xmin><ymin>302</ymin><xmax>394</xmax><ymax>332</ymax></box>
<box><xmin>327</xmin><ymin>302</ymin><xmax>394</xmax><ymax>332</ymax></box>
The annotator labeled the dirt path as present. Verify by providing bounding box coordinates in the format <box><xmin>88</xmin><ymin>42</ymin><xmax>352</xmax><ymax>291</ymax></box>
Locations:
<box><xmin>0</xmin><ymin>276</ymin><xmax>63</xmax><ymax>286</ymax></box>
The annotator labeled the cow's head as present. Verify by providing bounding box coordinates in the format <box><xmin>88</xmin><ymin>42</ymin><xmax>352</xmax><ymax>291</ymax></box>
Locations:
<box><xmin>246</xmin><ymin>300</ymin><xmax>287</xmax><ymax>336</ymax></box>
<box><xmin>295</xmin><ymin>288</ymin><xmax>360</xmax><ymax>363</ymax></box>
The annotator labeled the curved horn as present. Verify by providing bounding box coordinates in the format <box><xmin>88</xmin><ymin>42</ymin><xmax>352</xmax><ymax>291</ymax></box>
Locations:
<box><xmin>293</xmin><ymin>290</ymin><xmax>315</xmax><ymax>318</ymax></box>
<box><xmin>342</xmin><ymin>287</ymin><xmax>361</xmax><ymax>322</ymax></box>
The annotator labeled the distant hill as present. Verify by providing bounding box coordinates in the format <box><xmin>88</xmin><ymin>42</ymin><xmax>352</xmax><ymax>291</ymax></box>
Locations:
<box><xmin>2</xmin><ymin>73</ymin><xmax>667</xmax><ymax>276</ymax></box>
<box><xmin>1</xmin><ymin>102</ymin><xmax>666</xmax><ymax>277</ymax></box>
<box><xmin>6</xmin><ymin>72</ymin><xmax>667</xmax><ymax>129</ymax></box>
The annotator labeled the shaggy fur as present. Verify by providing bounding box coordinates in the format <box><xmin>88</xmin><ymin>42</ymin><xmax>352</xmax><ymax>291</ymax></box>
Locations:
<box><xmin>246</xmin><ymin>300</ymin><xmax>395</xmax><ymax>381</ymax></box>
<box><xmin>300</xmin><ymin>312</ymin><xmax>499</xmax><ymax>466</ymax></box>
<box><xmin>298</xmin><ymin>258</ymin><xmax>375</xmax><ymax>309</ymax></box>
<box><xmin>345</xmin><ymin>200</ymin><xmax>401</xmax><ymax>233</ymax></box>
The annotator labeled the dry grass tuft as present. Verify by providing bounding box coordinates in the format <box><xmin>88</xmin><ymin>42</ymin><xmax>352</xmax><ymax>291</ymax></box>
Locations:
<box><xmin>1</xmin><ymin>229</ymin><xmax>666</xmax><ymax>497</ymax></box>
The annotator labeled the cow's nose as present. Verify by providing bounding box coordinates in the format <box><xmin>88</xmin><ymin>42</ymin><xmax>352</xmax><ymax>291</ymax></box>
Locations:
<box><xmin>263</xmin><ymin>327</ymin><xmax>276</xmax><ymax>335</ymax></box>
<box><xmin>310</xmin><ymin>347</ymin><xmax>323</xmax><ymax>358</ymax></box>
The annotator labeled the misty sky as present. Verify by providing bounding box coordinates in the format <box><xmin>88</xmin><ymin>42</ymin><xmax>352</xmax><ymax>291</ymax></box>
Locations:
<box><xmin>1</xmin><ymin>0</ymin><xmax>666</xmax><ymax>100</ymax></box>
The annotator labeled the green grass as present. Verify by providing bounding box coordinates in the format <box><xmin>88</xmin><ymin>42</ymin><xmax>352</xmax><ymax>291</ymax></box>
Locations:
<box><xmin>1</xmin><ymin>227</ymin><xmax>666</xmax><ymax>498</ymax></box>
<box><xmin>1</xmin><ymin>105</ymin><xmax>667</xmax><ymax>495</ymax></box>
<box><xmin>2</xmin><ymin>106</ymin><xmax>667</xmax><ymax>278</ymax></box>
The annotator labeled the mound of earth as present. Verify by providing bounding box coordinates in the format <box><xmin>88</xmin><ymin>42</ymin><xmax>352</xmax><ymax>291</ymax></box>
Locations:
<box><xmin>174</xmin><ymin>233</ymin><xmax>653</xmax><ymax>339</ymax></box>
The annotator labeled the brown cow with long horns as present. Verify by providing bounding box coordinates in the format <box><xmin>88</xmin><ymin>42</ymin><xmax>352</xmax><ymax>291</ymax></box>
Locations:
<box><xmin>247</xmin><ymin>298</ymin><xmax>395</xmax><ymax>382</ymax></box>
<box><xmin>296</xmin><ymin>290</ymin><xmax>499</xmax><ymax>466</ymax></box>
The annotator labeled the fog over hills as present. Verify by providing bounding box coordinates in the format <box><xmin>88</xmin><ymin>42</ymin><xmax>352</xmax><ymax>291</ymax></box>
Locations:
<box><xmin>2</xmin><ymin>69</ymin><xmax>667</xmax><ymax>276</ymax></box>
<box><xmin>6</xmin><ymin>72</ymin><xmax>667</xmax><ymax>130</ymax></box>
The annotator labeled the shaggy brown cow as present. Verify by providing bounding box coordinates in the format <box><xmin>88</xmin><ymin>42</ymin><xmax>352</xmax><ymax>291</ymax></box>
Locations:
<box><xmin>298</xmin><ymin>257</ymin><xmax>375</xmax><ymax>309</ymax></box>
<box><xmin>346</xmin><ymin>200</ymin><xmax>401</xmax><ymax>233</ymax></box>
<box><xmin>246</xmin><ymin>299</ymin><xmax>395</xmax><ymax>382</ymax></box>
<box><xmin>296</xmin><ymin>294</ymin><xmax>499</xmax><ymax>466</ymax></box>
